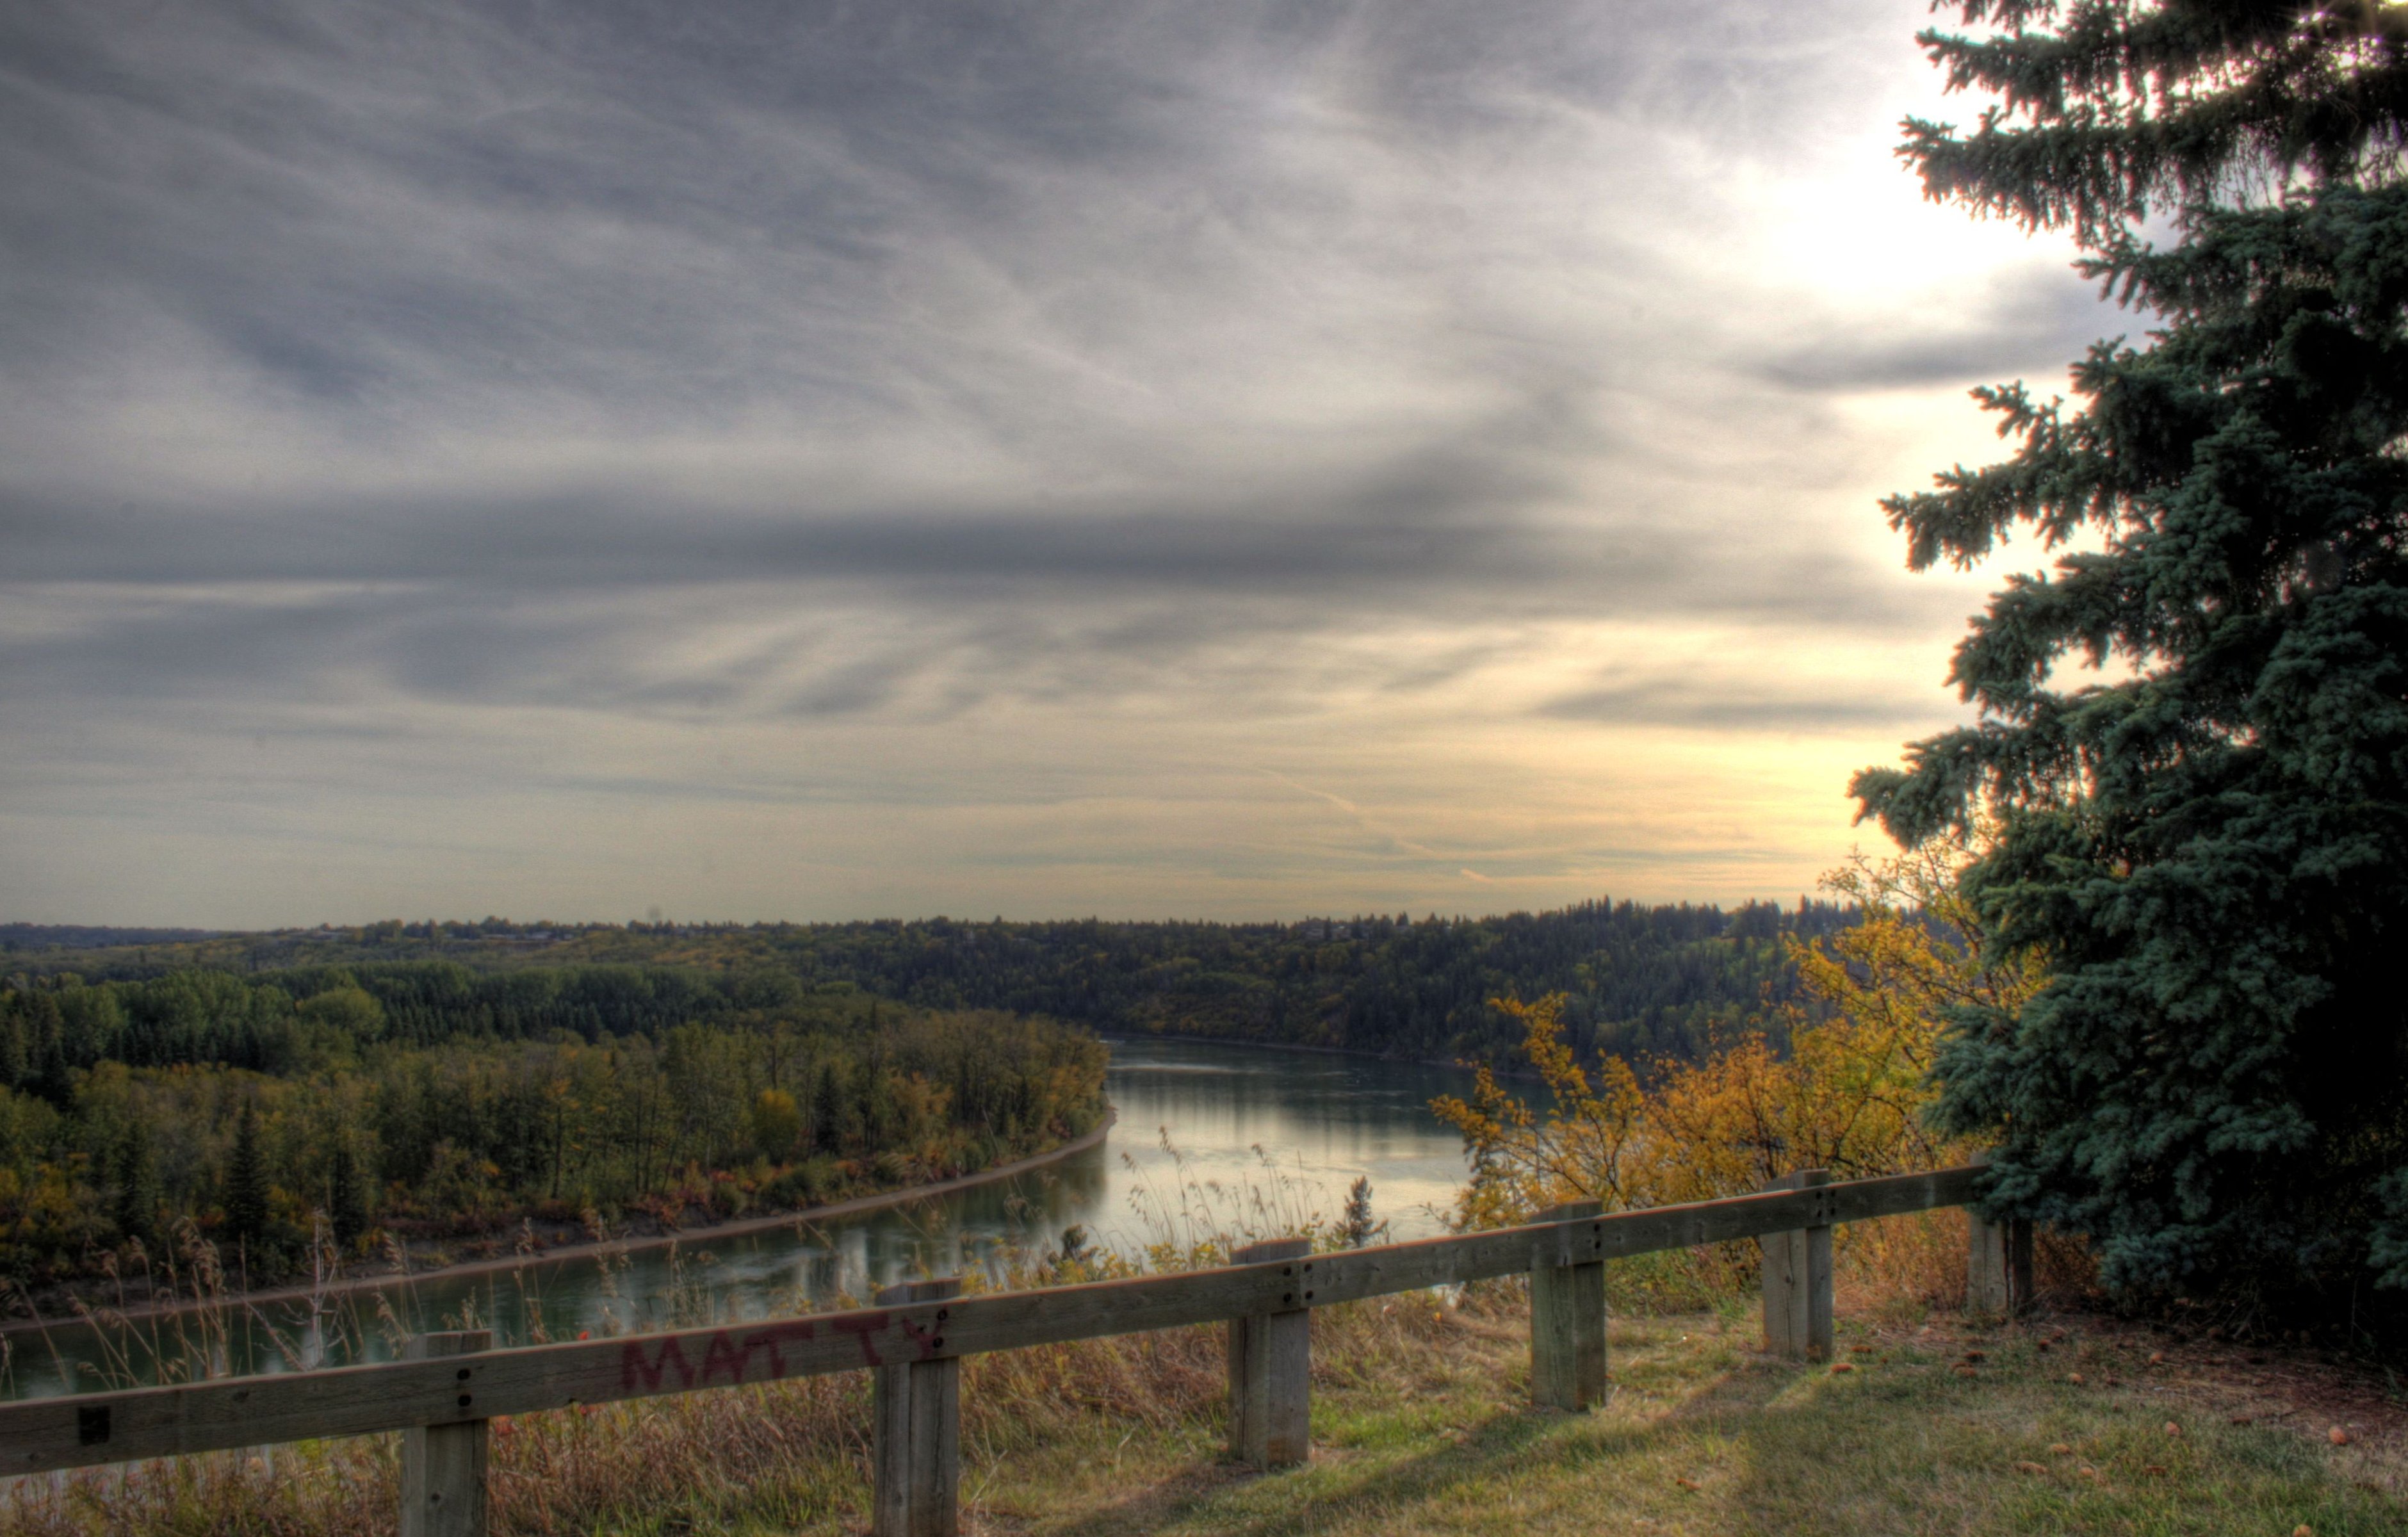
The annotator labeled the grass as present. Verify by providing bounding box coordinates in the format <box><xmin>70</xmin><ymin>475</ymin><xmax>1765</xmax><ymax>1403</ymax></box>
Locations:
<box><xmin>8</xmin><ymin>1293</ymin><xmax>2399</xmax><ymax>1537</ymax></box>
<box><xmin>962</xmin><ymin>1302</ymin><xmax>2407</xmax><ymax>1537</ymax></box>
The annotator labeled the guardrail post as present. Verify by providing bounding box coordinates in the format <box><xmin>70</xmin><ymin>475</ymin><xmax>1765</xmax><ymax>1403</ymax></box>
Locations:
<box><xmin>1966</xmin><ymin>1150</ymin><xmax>2033</xmax><ymax>1317</ymax></box>
<box><xmin>1760</xmin><ymin>1169</ymin><xmax>1832</xmax><ymax>1361</ymax></box>
<box><xmin>1529</xmin><ymin>1199</ymin><xmax>1607</xmax><ymax>1409</ymax></box>
<box><xmin>1968</xmin><ymin>1214</ymin><xmax>2033</xmax><ymax>1317</ymax></box>
<box><xmin>400</xmin><ymin>1330</ymin><xmax>492</xmax><ymax>1537</ymax></box>
<box><xmin>872</xmin><ymin>1277</ymin><xmax>962</xmax><ymax>1537</ymax></box>
<box><xmin>1227</xmin><ymin>1237</ymin><xmax>1312</xmax><ymax>1469</ymax></box>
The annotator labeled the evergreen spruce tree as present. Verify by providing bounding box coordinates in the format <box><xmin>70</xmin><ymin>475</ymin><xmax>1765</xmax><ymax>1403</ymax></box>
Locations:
<box><xmin>1860</xmin><ymin>1</ymin><xmax>2408</xmax><ymax>1311</ymax></box>
<box><xmin>327</xmin><ymin>1135</ymin><xmax>370</xmax><ymax>1249</ymax></box>
<box><xmin>110</xmin><ymin>1119</ymin><xmax>160</xmax><ymax>1247</ymax></box>
<box><xmin>25</xmin><ymin>993</ymin><xmax>72</xmax><ymax>1109</ymax></box>
<box><xmin>0</xmin><ymin>998</ymin><xmax>26</xmax><ymax>1091</ymax></box>
<box><xmin>811</xmin><ymin>1062</ymin><xmax>847</xmax><ymax>1155</ymax></box>
<box><xmin>224</xmin><ymin>1100</ymin><xmax>272</xmax><ymax>1249</ymax></box>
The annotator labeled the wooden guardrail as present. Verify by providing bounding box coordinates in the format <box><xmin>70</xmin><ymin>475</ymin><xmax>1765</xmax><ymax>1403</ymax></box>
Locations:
<box><xmin>0</xmin><ymin>1163</ymin><xmax>2030</xmax><ymax>1537</ymax></box>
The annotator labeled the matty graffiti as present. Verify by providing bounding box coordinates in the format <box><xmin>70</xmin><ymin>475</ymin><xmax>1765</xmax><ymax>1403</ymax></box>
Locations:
<box><xmin>617</xmin><ymin>1308</ymin><xmax>948</xmax><ymax>1393</ymax></box>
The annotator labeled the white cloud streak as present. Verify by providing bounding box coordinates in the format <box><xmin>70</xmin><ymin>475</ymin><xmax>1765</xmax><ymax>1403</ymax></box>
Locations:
<box><xmin>0</xmin><ymin>0</ymin><xmax>2108</xmax><ymax>923</ymax></box>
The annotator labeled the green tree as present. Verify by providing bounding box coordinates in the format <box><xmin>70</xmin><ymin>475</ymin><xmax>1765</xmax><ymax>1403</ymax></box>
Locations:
<box><xmin>298</xmin><ymin>983</ymin><xmax>384</xmax><ymax>1043</ymax></box>
<box><xmin>24</xmin><ymin>993</ymin><xmax>72</xmax><ymax>1109</ymax></box>
<box><xmin>224</xmin><ymin>1100</ymin><xmax>271</xmax><ymax>1249</ymax></box>
<box><xmin>110</xmin><ymin>1119</ymin><xmax>160</xmax><ymax>1246</ymax></box>
<box><xmin>0</xmin><ymin>999</ymin><xmax>26</xmax><ymax>1091</ymax></box>
<box><xmin>1338</xmin><ymin>1175</ymin><xmax>1385</xmax><ymax>1249</ymax></box>
<box><xmin>1860</xmin><ymin>1</ymin><xmax>2408</xmax><ymax>1310</ymax></box>
<box><xmin>327</xmin><ymin>1134</ymin><xmax>371</xmax><ymax>1248</ymax></box>
<box><xmin>811</xmin><ymin>1062</ymin><xmax>848</xmax><ymax>1155</ymax></box>
<box><xmin>747</xmin><ymin>1087</ymin><xmax>803</xmax><ymax>1164</ymax></box>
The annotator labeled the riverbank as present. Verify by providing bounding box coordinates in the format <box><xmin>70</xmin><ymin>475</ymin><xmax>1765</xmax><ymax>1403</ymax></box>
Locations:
<box><xmin>1099</xmin><ymin>1029</ymin><xmax>1545</xmax><ymax>1082</ymax></box>
<box><xmin>8</xmin><ymin>1298</ymin><xmax>2397</xmax><ymax>1535</ymax></box>
<box><xmin>0</xmin><ymin>1109</ymin><xmax>1116</xmax><ymax>1337</ymax></box>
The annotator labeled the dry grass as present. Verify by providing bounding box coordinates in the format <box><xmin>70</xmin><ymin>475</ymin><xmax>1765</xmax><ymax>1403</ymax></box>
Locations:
<box><xmin>7</xmin><ymin>1285</ymin><xmax>2402</xmax><ymax>1537</ymax></box>
<box><xmin>0</xmin><ymin>1151</ymin><xmax>2320</xmax><ymax>1537</ymax></box>
<box><xmin>978</xmin><ymin>1303</ymin><xmax>2408</xmax><ymax>1537</ymax></box>
<box><xmin>0</xmin><ymin>1296</ymin><xmax>1241</xmax><ymax>1537</ymax></box>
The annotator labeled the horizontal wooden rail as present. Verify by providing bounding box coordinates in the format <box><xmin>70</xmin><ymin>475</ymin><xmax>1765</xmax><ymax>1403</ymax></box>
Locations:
<box><xmin>0</xmin><ymin>1163</ymin><xmax>1982</xmax><ymax>1477</ymax></box>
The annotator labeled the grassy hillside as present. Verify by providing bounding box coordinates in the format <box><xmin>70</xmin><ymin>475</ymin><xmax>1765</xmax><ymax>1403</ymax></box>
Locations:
<box><xmin>8</xmin><ymin>1297</ymin><xmax>2396</xmax><ymax>1537</ymax></box>
<box><xmin>1003</xmin><ymin>1310</ymin><xmax>2405</xmax><ymax>1537</ymax></box>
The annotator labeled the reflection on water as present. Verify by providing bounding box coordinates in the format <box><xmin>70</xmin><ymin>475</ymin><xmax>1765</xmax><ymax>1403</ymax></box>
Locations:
<box><xmin>1</xmin><ymin>1036</ymin><xmax>1477</xmax><ymax>1399</ymax></box>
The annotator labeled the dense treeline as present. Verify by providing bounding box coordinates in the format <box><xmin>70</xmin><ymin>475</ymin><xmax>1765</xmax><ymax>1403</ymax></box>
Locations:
<box><xmin>758</xmin><ymin>900</ymin><xmax>1851</xmax><ymax>1065</ymax></box>
<box><xmin>0</xmin><ymin>898</ymin><xmax>1858</xmax><ymax>1296</ymax></box>
<box><xmin>17</xmin><ymin>898</ymin><xmax>1857</xmax><ymax>1069</ymax></box>
<box><xmin>0</xmin><ymin>964</ymin><xmax>852</xmax><ymax>1084</ymax></box>
<box><xmin>0</xmin><ymin>973</ymin><xmax>1103</xmax><ymax>1292</ymax></box>
<box><xmin>0</xmin><ymin>924</ymin><xmax>218</xmax><ymax>950</ymax></box>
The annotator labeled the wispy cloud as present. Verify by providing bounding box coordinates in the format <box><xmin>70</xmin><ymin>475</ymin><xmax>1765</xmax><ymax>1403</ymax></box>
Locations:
<box><xmin>0</xmin><ymin>0</ymin><xmax>2108</xmax><ymax>923</ymax></box>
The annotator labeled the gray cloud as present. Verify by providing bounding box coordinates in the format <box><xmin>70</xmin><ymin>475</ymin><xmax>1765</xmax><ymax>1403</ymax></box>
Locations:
<box><xmin>0</xmin><ymin>0</ymin><xmax>2111</xmax><ymax>921</ymax></box>
<box><xmin>1756</xmin><ymin>265</ymin><xmax>2135</xmax><ymax>392</ymax></box>
<box><xmin>1538</xmin><ymin>679</ymin><xmax>1964</xmax><ymax>733</ymax></box>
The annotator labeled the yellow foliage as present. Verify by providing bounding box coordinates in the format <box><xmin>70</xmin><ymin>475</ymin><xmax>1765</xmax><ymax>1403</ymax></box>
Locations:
<box><xmin>747</xmin><ymin>1088</ymin><xmax>804</xmax><ymax>1163</ymax></box>
<box><xmin>1432</xmin><ymin>843</ymin><xmax>2047</xmax><ymax>1303</ymax></box>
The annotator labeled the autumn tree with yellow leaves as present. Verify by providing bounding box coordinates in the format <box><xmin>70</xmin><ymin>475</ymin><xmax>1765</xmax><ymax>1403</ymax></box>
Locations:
<box><xmin>1433</xmin><ymin>843</ymin><xmax>2045</xmax><ymax>1301</ymax></box>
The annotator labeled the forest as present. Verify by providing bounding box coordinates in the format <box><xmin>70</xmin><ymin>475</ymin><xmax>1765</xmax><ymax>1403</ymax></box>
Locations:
<box><xmin>0</xmin><ymin>970</ymin><xmax>1105</xmax><ymax>1294</ymax></box>
<box><xmin>0</xmin><ymin>898</ymin><xmax>1864</xmax><ymax>1297</ymax></box>
<box><xmin>8</xmin><ymin>895</ymin><xmax>1858</xmax><ymax>1071</ymax></box>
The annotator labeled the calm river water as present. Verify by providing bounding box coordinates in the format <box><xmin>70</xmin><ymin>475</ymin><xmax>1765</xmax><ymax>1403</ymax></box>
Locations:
<box><xmin>2</xmin><ymin>1035</ymin><xmax>1481</xmax><ymax>1399</ymax></box>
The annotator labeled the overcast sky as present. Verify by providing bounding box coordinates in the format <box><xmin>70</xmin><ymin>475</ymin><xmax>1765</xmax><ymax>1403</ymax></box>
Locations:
<box><xmin>0</xmin><ymin>0</ymin><xmax>2116</xmax><ymax>927</ymax></box>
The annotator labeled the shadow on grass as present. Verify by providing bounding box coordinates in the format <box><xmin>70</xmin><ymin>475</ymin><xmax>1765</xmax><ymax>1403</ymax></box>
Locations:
<box><xmin>1039</xmin><ymin>1355</ymin><xmax>1807</xmax><ymax>1537</ymax></box>
<box><xmin>1031</xmin><ymin>1347</ymin><xmax>2404</xmax><ymax>1537</ymax></box>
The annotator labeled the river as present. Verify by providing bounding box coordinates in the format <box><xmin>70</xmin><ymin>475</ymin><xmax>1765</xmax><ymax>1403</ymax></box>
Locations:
<box><xmin>1</xmin><ymin>1034</ymin><xmax>1483</xmax><ymax>1400</ymax></box>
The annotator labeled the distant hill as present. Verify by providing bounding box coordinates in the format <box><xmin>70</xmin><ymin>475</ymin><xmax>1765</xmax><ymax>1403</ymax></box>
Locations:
<box><xmin>0</xmin><ymin>923</ymin><xmax>219</xmax><ymax>950</ymax></box>
<box><xmin>0</xmin><ymin>898</ymin><xmax>1863</xmax><ymax>1068</ymax></box>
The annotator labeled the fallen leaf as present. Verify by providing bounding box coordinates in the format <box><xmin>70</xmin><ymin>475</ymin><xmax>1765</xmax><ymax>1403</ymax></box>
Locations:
<box><xmin>2077</xmin><ymin>1465</ymin><xmax>2100</xmax><ymax>1479</ymax></box>
<box><xmin>1850</xmin><ymin>1344</ymin><xmax>1874</xmax><ymax>1354</ymax></box>
<box><xmin>2013</xmin><ymin>1461</ymin><xmax>2047</xmax><ymax>1475</ymax></box>
<box><xmin>1674</xmin><ymin>1477</ymin><xmax>1701</xmax><ymax>1492</ymax></box>
<box><xmin>2294</xmin><ymin>1525</ymin><xmax>2314</xmax><ymax>1537</ymax></box>
<box><xmin>1953</xmin><ymin>1364</ymin><xmax>1979</xmax><ymax>1378</ymax></box>
<box><xmin>2142</xmin><ymin>1464</ymin><xmax>2167</xmax><ymax>1476</ymax></box>
<box><xmin>1963</xmin><ymin>1350</ymin><xmax>1987</xmax><ymax>1363</ymax></box>
<box><xmin>1830</xmin><ymin>1362</ymin><xmax>1855</xmax><ymax>1374</ymax></box>
<box><xmin>2147</xmin><ymin>1351</ymin><xmax>2165</xmax><ymax>1364</ymax></box>
<box><xmin>2049</xmin><ymin>1443</ymin><xmax>2073</xmax><ymax>1456</ymax></box>
<box><xmin>2164</xmin><ymin>1421</ymin><xmax>2181</xmax><ymax>1436</ymax></box>
<box><xmin>2329</xmin><ymin>1427</ymin><xmax>2352</xmax><ymax>1446</ymax></box>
